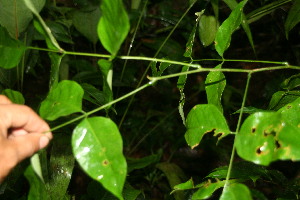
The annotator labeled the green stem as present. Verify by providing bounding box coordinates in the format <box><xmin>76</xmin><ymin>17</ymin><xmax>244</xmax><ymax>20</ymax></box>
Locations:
<box><xmin>48</xmin><ymin>81</ymin><xmax>155</xmax><ymax>133</ymax></box>
<box><xmin>224</xmin><ymin>73</ymin><xmax>252</xmax><ymax>188</ymax></box>
<box><xmin>194</xmin><ymin>58</ymin><xmax>289</xmax><ymax>65</ymax></box>
<box><xmin>148</xmin><ymin>65</ymin><xmax>300</xmax><ymax>82</ymax></box>
<box><xmin>118</xmin><ymin>0</ymin><xmax>198</xmax><ymax>128</ymax></box>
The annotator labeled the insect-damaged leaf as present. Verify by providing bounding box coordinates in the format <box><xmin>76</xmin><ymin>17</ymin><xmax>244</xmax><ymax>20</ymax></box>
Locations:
<box><xmin>236</xmin><ymin>108</ymin><xmax>300</xmax><ymax>166</ymax></box>
<box><xmin>72</xmin><ymin>117</ymin><xmax>127</xmax><ymax>200</ymax></box>
<box><xmin>39</xmin><ymin>80</ymin><xmax>84</xmax><ymax>121</ymax></box>
<box><xmin>185</xmin><ymin>104</ymin><xmax>231</xmax><ymax>149</ymax></box>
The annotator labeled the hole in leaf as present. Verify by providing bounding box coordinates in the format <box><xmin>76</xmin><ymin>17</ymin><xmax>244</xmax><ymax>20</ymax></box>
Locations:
<box><xmin>256</xmin><ymin>147</ymin><xmax>262</xmax><ymax>155</ymax></box>
<box><xmin>251</xmin><ymin>127</ymin><xmax>256</xmax><ymax>133</ymax></box>
<box><xmin>275</xmin><ymin>140</ymin><xmax>281</xmax><ymax>149</ymax></box>
<box><xmin>263</xmin><ymin>130</ymin><xmax>276</xmax><ymax>137</ymax></box>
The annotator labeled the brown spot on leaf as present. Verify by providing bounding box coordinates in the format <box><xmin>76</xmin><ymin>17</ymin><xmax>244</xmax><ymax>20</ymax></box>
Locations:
<box><xmin>256</xmin><ymin>147</ymin><xmax>262</xmax><ymax>155</ymax></box>
<box><xmin>102</xmin><ymin>159</ymin><xmax>109</xmax><ymax>166</ymax></box>
<box><xmin>287</xmin><ymin>105</ymin><xmax>292</xmax><ymax>109</ymax></box>
<box><xmin>275</xmin><ymin>140</ymin><xmax>281</xmax><ymax>149</ymax></box>
<box><xmin>251</xmin><ymin>127</ymin><xmax>256</xmax><ymax>133</ymax></box>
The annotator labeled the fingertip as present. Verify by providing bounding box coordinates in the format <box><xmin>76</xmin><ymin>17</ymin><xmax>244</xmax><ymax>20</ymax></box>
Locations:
<box><xmin>39</xmin><ymin>136</ymin><xmax>50</xmax><ymax>149</ymax></box>
<box><xmin>0</xmin><ymin>95</ymin><xmax>12</xmax><ymax>104</ymax></box>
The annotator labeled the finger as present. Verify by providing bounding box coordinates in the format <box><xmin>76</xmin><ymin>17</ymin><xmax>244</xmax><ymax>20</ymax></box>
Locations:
<box><xmin>8</xmin><ymin>133</ymin><xmax>50</xmax><ymax>161</ymax></box>
<box><xmin>0</xmin><ymin>133</ymin><xmax>50</xmax><ymax>181</ymax></box>
<box><xmin>0</xmin><ymin>105</ymin><xmax>52</xmax><ymax>137</ymax></box>
<box><xmin>0</xmin><ymin>95</ymin><xmax>12</xmax><ymax>104</ymax></box>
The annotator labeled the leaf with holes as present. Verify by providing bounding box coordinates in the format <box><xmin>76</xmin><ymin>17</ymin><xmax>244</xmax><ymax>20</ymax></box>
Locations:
<box><xmin>39</xmin><ymin>80</ymin><xmax>84</xmax><ymax>121</ymax></box>
<box><xmin>215</xmin><ymin>0</ymin><xmax>248</xmax><ymax>57</ymax></box>
<box><xmin>98</xmin><ymin>0</ymin><xmax>130</xmax><ymax>56</ymax></box>
<box><xmin>72</xmin><ymin>117</ymin><xmax>127</xmax><ymax>200</ymax></box>
<box><xmin>236</xmin><ymin>111</ymin><xmax>300</xmax><ymax>166</ymax></box>
<box><xmin>185</xmin><ymin>104</ymin><xmax>231</xmax><ymax>149</ymax></box>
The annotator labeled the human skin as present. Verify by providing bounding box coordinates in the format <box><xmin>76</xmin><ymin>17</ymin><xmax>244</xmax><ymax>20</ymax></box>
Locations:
<box><xmin>0</xmin><ymin>95</ymin><xmax>52</xmax><ymax>182</ymax></box>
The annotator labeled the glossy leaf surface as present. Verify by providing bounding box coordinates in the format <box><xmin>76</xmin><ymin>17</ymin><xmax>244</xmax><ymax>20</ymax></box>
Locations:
<box><xmin>236</xmin><ymin>99</ymin><xmax>300</xmax><ymax>166</ymax></box>
<box><xmin>199</xmin><ymin>15</ymin><xmax>219</xmax><ymax>47</ymax></box>
<box><xmin>72</xmin><ymin>117</ymin><xmax>127</xmax><ymax>200</ymax></box>
<box><xmin>268</xmin><ymin>91</ymin><xmax>300</xmax><ymax>110</ymax></box>
<box><xmin>205</xmin><ymin>64</ymin><xmax>226</xmax><ymax>112</ymax></box>
<box><xmin>98</xmin><ymin>0</ymin><xmax>130</xmax><ymax>56</ymax></box>
<box><xmin>2</xmin><ymin>89</ymin><xmax>25</xmax><ymax>104</ymax></box>
<box><xmin>39</xmin><ymin>80</ymin><xmax>84</xmax><ymax>121</ymax></box>
<box><xmin>285</xmin><ymin>0</ymin><xmax>300</xmax><ymax>38</ymax></box>
<box><xmin>220</xmin><ymin>183</ymin><xmax>252</xmax><ymax>200</ymax></box>
<box><xmin>0</xmin><ymin>0</ymin><xmax>45</xmax><ymax>37</ymax></box>
<box><xmin>172</xmin><ymin>178</ymin><xmax>194</xmax><ymax>194</ymax></box>
<box><xmin>215</xmin><ymin>0</ymin><xmax>248</xmax><ymax>57</ymax></box>
<box><xmin>0</xmin><ymin>27</ymin><xmax>26</xmax><ymax>69</ymax></box>
<box><xmin>185</xmin><ymin>104</ymin><xmax>231</xmax><ymax>148</ymax></box>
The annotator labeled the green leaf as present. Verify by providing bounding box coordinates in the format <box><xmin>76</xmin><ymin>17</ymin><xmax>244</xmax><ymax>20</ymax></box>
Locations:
<box><xmin>127</xmin><ymin>153</ymin><xmax>161</xmax><ymax>173</ymax></box>
<box><xmin>72</xmin><ymin>117</ymin><xmax>127</xmax><ymax>200</ymax></box>
<box><xmin>215</xmin><ymin>0</ymin><xmax>248</xmax><ymax>57</ymax></box>
<box><xmin>184</xmin><ymin>11</ymin><xmax>203</xmax><ymax>57</ymax></box>
<box><xmin>185</xmin><ymin>104</ymin><xmax>231</xmax><ymax>149</ymax></box>
<box><xmin>98</xmin><ymin>59</ymin><xmax>113</xmax><ymax>104</ymax></box>
<box><xmin>232</xmin><ymin>106</ymin><xmax>266</xmax><ymax>115</ymax></box>
<box><xmin>39</xmin><ymin>80</ymin><xmax>84</xmax><ymax>121</ymax></box>
<box><xmin>72</xmin><ymin>7</ymin><xmax>101</xmax><ymax>44</ymax></box>
<box><xmin>0</xmin><ymin>0</ymin><xmax>45</xmax><ymax>38</ymax></box>
<box><xmin>199</xmin><ymin>15</ymin><xmax>219</xmax><ymax>47</ymax></box>
<box><xmin>47</xmin><ymin>134</ymin><xmax>75</xmax><ymax>200</ymax></box>
<box><xmin>0</xmin><ymin>27</ymin><xmax>26</xmax><ymax>69</ymax></box>
<box><xmin>236</xmin><ymin>110</ymin><xmax>300</xmax><ymax>166</ymax></box>
<box><xmin>223</xmin><ymin>0</ymin><xmax>255</xmax><ymax>54</ymax></box>
<box><xmin>171</xmin><ymin>178</ymin><xmax>194</xmax><ymax>194</ymax></box>
<box><xmin>98</xmin><ymin>0</ymin><xmax>130</xmax><ymax>56</ymax></box>
<box><xmin>49</xmin><ymin>53</ymin><xmax>64</xmax><ymax>89</ymax></box>
<box><xmin>220</xmin><ymin>183</ymin><xmax>252</xmax><ymax>200</ymax></box>
<box><xmin>81</xmin><ymin>83</ymin><xmax>106</xmax><ymax>106</ymax></box>
<box><xmin>206</xmin><ymin>162</ymin><xmax>270</xmax><ymax>183</ymax></box>
<box><xmin>268</xmin><ymin>91</ymin><xmax>300</xmax><ymax>110</ymax></box>
<box><xmin>2</xmin><ymin>89</ymin><xmax>25</xmax><ymax>104</ymax></box>
<box><xmin>24</xmin><ymin>165</ymin><xmax>50</xmax><ymax>200</ymax></box>
<box><xmin>156</xmin><ymin>162</ymin><xmax>187</xmax><ymax>200</ymax></box>
<box><xmin>281</xmin><ymin>73</ymin><xmax>300</xmax><ymax>90</ymax></box>
<box><xmin>205</xmin><ymin>63</ymin><xmax>226</xmax><ymax>112</ymax></box>
<box><xmin>25</xmin><ymin>0</ymin><xmax>62</xmax><ymax>51</ymax></box>
<box><xmin>285</xmin><ymin>0</ymin><xmax>300</xmax><ymax>38</ymax></box>
<box><xmin>278</xmin><ymin>97</ymin><xmax>300</xmax><ymax>127</ymax></box>
<box><xmin>30</xmin><ymin>154</ymin><xmax>44</xmax><ymax>183</ymax></box>
<box><xmin>192</xmin><ymin>180</ymin><xmax>226</xmax><ymax>200</ymax></box>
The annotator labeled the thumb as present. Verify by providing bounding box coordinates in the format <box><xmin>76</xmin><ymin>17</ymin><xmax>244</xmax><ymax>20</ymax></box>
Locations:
<box><xmin>7</xmin><ymin>133</ymin><xmax>51</xmax><ymax>162</ymax></box>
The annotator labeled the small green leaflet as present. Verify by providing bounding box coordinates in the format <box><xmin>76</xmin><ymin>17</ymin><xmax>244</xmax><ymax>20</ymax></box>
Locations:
<box><xmin>285</xmin><ymin>0</ymin><xmax>300</xmax><ymax>39</ymax></box>
<box><xmin>220</xmin><ymin>183</ymin><xmax>252</xmax><ymax>200</ymax></box>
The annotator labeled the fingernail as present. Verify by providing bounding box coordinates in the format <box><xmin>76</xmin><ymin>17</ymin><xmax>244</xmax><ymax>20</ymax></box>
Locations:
<box><xmin>39</xmin><ymin>136</ymin><xmax>50</xmax><ymax>149</ymax></box>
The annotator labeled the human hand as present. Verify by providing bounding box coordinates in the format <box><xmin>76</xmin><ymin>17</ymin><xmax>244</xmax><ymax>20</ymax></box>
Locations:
<box><xmin>0</xmin><ymin>95</ymin><xmax>52</xmax><ymax>182</ymax></box>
